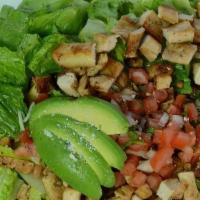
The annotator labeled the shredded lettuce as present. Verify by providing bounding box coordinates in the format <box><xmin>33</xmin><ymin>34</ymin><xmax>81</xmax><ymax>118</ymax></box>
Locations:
<box><xmin>28</xmin><ymin>34</ymin><xmax>66</xmax><ymax>76</ymax></box>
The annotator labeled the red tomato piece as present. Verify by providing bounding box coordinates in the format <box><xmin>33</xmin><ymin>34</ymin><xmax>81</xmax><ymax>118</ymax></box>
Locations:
<box><xmin>146</xmin><ymin>173</ymin><xmax>162</xmax><ymax>192</ymax></box>
<box><xmin>161</xmin><ymin>127</ymin><xmax>178</xmax><ymax>147</ymax></box>
<box><xmin>129</xmin><ymin>171</ymin><xmax>147</xmax><ymax>188</ymax></box>
<box><xmin>129</xmin><ymin>68</ymin><xmax>149</xmax><ymax>85</ymax></box>
<box><xmin>174</xmin><ymin>95</ymin><xmax>186</xmax><ymax>109</ymax></box>
<box><xmin>143</xmin><ymin>96</ymin><xmax>158</xmax><ymax>114</ymax></box>
<box><xmin>127</xmin><ymin>99</ymin><xmax>144</xmax><ymax>114</ymax></box>
<box><xmin>19</xmin><ymin>129</ymin><xmax>33</xmax><ymax>144</ymax></box>
<box><xmin>185</xmin><ymin>103</ymin><xmax>198</xmax><ymax>121</ymax></box>
<box><xmin>117</xmin><ymin>134</ymin><xmax>129</xmax><ymax>145</ymax></box>
<box><xmin>184</xmin><ymin>122</ymin><xmax>195</xmax><ymax>133</ymax></box>
<box><xmin>115</xmin><ymin>172</ymin><xmax>126</xmax><ymax>188</ymax></box>
<box><xmin>35</xmin><ymin>93</ymin><xmax>49</xmax><ymax>103</ymax></box>
<box><xmin>150</xmin><ymin>147</ymin><xmax>174</xmax><ymax>173</ymax></box>
<box><xmin>154</xmin><ymin>89</ymin><xmax>168</xmax><ymax>103</ymax></box>
<box><xmin>196</xmin><ymin>124</ymin><xmax>200</xmax><ymax>147</ymax></box>
<box><xmin>121</xmin><ymin>156</ymin><xmax>139</xmax><ymax>176</ymax></box>
<box><xmin>127</xmin><ymin>143</ymin><xmax>149</xmax><ymax>152</ymax></box>
<box><xmin>153</xmin><ymin>130</ymin><xmax>163</xmax><ymax>145</ymax></box>
<box><xmin>167</xmin><ymin>104</ymin><xmax>181</xmax><ymax>115</ymax></box>
<box><xmin>159</xmin><ymin>164</ymin><xmax>176</xmax><ymax>178</ymax></box>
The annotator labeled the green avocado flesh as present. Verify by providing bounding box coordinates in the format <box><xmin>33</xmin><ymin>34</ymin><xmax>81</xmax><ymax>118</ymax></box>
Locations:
<box><xmin>32</xmin><ymin>114</ymin><xmax>115</xmax><ymax>187</ymax></box>
<box><xmin>30</xmin><ymin>122</ymin><xmax>102</xmax><ymax>199</ymax></box>
<box><xmin>30</xmin><ymin>96</ymin><xmax>129</xmax><ymax>135</ymax></box>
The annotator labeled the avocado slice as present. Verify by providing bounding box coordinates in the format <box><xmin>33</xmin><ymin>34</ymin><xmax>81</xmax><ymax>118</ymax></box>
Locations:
<box><xmin>30</xmin><ymin>123</ymin><xmax>102</xmax><ymax>199</ymax></box>
<box><xmin>32</xmin><ymin>114</ymin><xmax>115</xmax><ymax>187</ymax></box>
<box><xmin>30</xmin><ymin>96</ymin><xmax>129</xmax><ymax>135</ymax></box>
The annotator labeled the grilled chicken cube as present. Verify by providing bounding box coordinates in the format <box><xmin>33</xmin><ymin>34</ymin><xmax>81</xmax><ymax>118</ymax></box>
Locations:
<box><xmin>193</xmin><ymin>63</ymin><xmax>200</xmax><ymax>85</ymax></box>
<box><xmin>112</xmin><ymin>15</ymin><xmax>138</xmax><ymax>39</ymax></box>
<box><xmin>156</xmin><ymin>74</ymin><xmax>172</xmax><ymax>90</ymax></box>
<box><xmin>53</xmin><ymin>43</ymin><xmax>96</xmax><ymax>68</ymax></box>
<box><xmin>114</xmin><ymin>185</ymin><xmax>135</xmax><ymax>200</ymax></box>
<box><xmin>162</xmin><ymin>43</ymin><xmax>197</xmax><ymax>65</ymax></box>
<box><xmin>139</xmin><ymin>35</ymin><xmax>162</xmax><ymax>62</ymax></box>
<box><xmin>139</xmin><ymin>10</ymin><xmax>163</xmax><ymax>42</ymax></box>
<box><xmin>178</xmin><ymin>13</ymin><xmax>194</xmax><ymax>22</ymax></box>
<box><xmin>131</xmin><ymin>195</ymin><xmax>142</xmax><ymax>200</ymax></box>
<box><xmin>194</xmin><ymin>18</ymin><xmax>200</xmax><ymax>43</ymax></box>
<box><xmin>163</xmin><ymin>21</ymin><xmax>194</xmax><ymax>43</ymax></box>
<box><xmin>126</xmin><ymin>27</ymin><xmax>145</xmax><ymax>58</ymax></box>
<box><xmin>100</xmin><ymin>58</ymin><xmax>124</xmax><ymax>79</ymax></box>
<box><xmin>63</xmin><ymin>188</ymin><xmax>81</xmax><ymax>200</ymax></box>
<box><xmin>57</xmin><ymin>72</ymin><xmax>79</xmax><ymax>97</ymax></box>
<box><xmin>178</xmin><ymin>171</ymin><xmax>200</xmax><ymax>200</ymax></box>
<box><xmin>135</xmin><ymin>184</ymin><xmax>152</xmax><ymax>199</ymax></box>
<box><xmin>157</xmin><ymin>179</ymin><xmax>184</xmax><ymax>200</ymax></box>
<box><xmin>87</xmin><ymin>53</ymin><xmax>108</xmax><ymax>76</ymax></box>
<box><xmin>158</xmin><ymin>6</ymin><xmax>178</xmax><ymax>24</ymax></box>
<box><xmin>78</xmin><ymin>75</ymin><xmax>90</xmax><ymax>96</ymax></box>
<box><xmin>94</xmin><ymin>33</ymin><xmax>119</xmax><ymax>53</ymax></box>
<box><xmin>89</xmin><ymin>75</ymin><xmax>115</xmax><ymax>93</ymax></box>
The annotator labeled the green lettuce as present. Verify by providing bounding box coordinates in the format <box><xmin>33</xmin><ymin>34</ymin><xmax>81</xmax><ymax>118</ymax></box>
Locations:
<box><xmin>173</xmin><ymin>64</ymin><xmax>192</xmax><ymax>94</ymax></box>
<box><xmin>0</xmin><ymin>47</ymin><xmax>27</xmax><ymax>87</ymax></box>
<box><xmin>17</xmin><ymin>34</ymin><xmax>41</xmax><ymax>64</ymax></box>
<box><xmin>0</xmin><ymin>6</ymin><xmax>29</xmax><ymax>50</ymax></box>
<box><xmin>28</xmin><ymin>34</ymin><xmax>66</xmax><ymax>76</ymax></box>
<box><xmin>0</xmin><ymin>84</ymin><xmax>27</xmax><ymax>138</ymax></box>
<box><xmin>18</xmin><ymin>0</ymin><xmax>73</xmax><ymax>16</ymax></box>
<box><xmin>0</xmin><ymin>167</ymin><xmax>22</xmax><ymax>200</ymax></box>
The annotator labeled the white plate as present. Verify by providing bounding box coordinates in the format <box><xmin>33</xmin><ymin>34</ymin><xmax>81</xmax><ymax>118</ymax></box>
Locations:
<box><xmin>0</xmin><ymin>0</ymin><xmax>22</xmax><ymax>9</ymax></box>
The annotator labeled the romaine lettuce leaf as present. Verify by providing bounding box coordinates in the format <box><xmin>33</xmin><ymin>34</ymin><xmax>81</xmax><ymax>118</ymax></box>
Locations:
<box><xmin>0</xmin><ymin>47</ymin><xmax>27</xmax><ymax>87</ymax></box>
<box><xmin>28</xmin><ymin>34</ymin><xmax>66</xmax><ymax>76</ymax></box>
<box><xmin>0</xmin><ymin>6</ymin><xmax>29</xmax><ymax>50</ymax></box>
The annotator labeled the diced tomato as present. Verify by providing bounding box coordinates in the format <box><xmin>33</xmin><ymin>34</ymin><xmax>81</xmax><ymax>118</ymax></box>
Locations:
<box><xmin>115</xmin><ymin>172</ymin><xmax>126</xmax><ymax>188</ymax></box>
<box><xmin>196</xmin><ymin>124</ymin><xmax>200</xmax><ymax>147</ymax></box>
<box><xmin>160</xmin><ymin>127</ymin><xmax>178</xmax><ymax>147</ymax></box>
<box><xmin>154</xmin><ymin>89</ymin><xmax>168</xmax><ymax>103</ymax></box>
<box><xmin>159</xmin><ymin>164</ymin><xmax>175</xmax><ymax>178</ymax></box>
<box><xmin>150</xmin><ymin>147</ymin><xmax>174</xmax><ymax>173</ymax></box>
<box><xmin>146</xmin><ymin>82</ymin><xmax>155</xmax><ymax>94</ymax></box>
<box><xmin>127</xmin><ymin>99</ymin><xmax>144</xmax><ymax>114</ymax></box>
<box><xmin>185</xmin><ymin>103</ymin><xmax>198</xmax><ymax>121</ymax></box>
<box><xmin>167</xmin><ymin>104</ymin><xmax>181</xmax><ymax>115</ymax></box>
<box><xmin>146</xmin><ymin>173</ymin><xmax>162</xmax><ymax>192</ymax></box>
<box><xmin>129</xmin><ymin>171</ymin><xmax>147</xmax><ymax>188</ymax></box>
<box><xmin>153</xmin><ymin>130</ymin><xmax>163</xmax><ymax>145</ymax></box>
<box><xmin>174</xmin><ymin>95</ymin><xmax>186</xmax><ymax>109</ymax></box>
<box><xmin>129</xmin><ymin>68</ymin><xmax>149</xmax><ymax>85</ymax></box>
<box><xmin>117</xmin><ymin>134</ymin><xmax>129</xmax><ymax>145</ymax></box>
<box><xmin>19</xmin><ymin>129</ymin><xmax>33</xmax><ymax>144</ymax></box>
<box><xmin>121</xmin><ymin>156</ymin><xmax>139</xmax><ymax>176</ymax></box>
<box><xmin>178</xmin><ymin>146</ymin><xmax>193</xmax><ymax>163</ymax></box>
<box><xmin>184</xmin><ymin>122</ymin><xmax>195</xmax><ymax>133</ymax></box>
<box><xmin>35</xmin><ymin>93</ymin><xmax>49</xmax><ymax>103</ymax></box>
<box><xmin>171</xmin><ymin>131</ymin><xmax>193</xmax><ymax>150</ymax></box>
<box><xmin>127</xmin><ymin>143</ymin><xmax>149</xmax><ymax>152</ymax></box>
<box><xmin>143</xmin><ymin>96</ymin><xmax>158</xmax><ymax>114</ymax></box>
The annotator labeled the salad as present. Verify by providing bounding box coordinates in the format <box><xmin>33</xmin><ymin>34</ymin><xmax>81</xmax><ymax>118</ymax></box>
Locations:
<box><xmin>0</xmin><ymin>0</ymin><xmax>200</xmax><ymax>199</ymax></box>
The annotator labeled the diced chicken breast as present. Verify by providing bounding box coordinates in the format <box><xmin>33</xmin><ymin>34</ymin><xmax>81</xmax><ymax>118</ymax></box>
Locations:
<box><xmin>57</xmin><ymin>72</ymin><xmax>79</xmax><ymax>97</ymax></box>
<box><xmin>114</xmin><ymin>185</ymin><xmax>135</xmax><ymax>200</ymax></box>
<box><xmin>112</xmin><ymin>15</ymin><xmax>138</xmax><ymax>39</ymax></box>
<box><xmin>193</xmin><ymin>18</ymin><xmax>200</xmax><ymax>43</ymax></box>
<box><xmin>87</xmin><ymin>53</ymin><xmax>108</xmax><ymax>76</ymax></box>
<box><xmin>89</xmin><ymin>75</ymin><xmax>115</xmax><ymax>93</ymax></box>
<box><xmin>78</xmin><ymin>75</ymin><xmax>90</xmax><ymax>96</ymax></box>
<box><xmin>157</xmin><ymin>178</ymin><xmax>183</xmax><ymax>200</ymax></box>
<box><xmin>179</xmin><ymin>14</ymin><xmax>194</xmax><ymax>22</ymax></box>
<box><xmin>100</xmin><ymin>58</ymin><xmax>124</xmax><ymax>79</ymax></box>
<box><xmin>139</xmin><ymin>10</ymin><xmax>163</xmax><ymax>42</ymax></box>
<box><xmin>137</xmin><ymin>160</ymin><xmax>153</xmax><ymax>173</ymax></box>
<box><xmin>53</xmin><ymin>43</ymin><xmax>96</xmax><ymax>68</ymax></box>
<box><xmin>139</xmin><ymin>35</ymin><xmax>162</xmax><ymax>62</ymax></box>
<box><xmin>158</xmin><ymin>6</ymin><xmax>178</xmax><ymax>24</ymax></box>
<box><xmin>193</xmin><ymin>63</ymin><xmax>200</xmax><ymax>85</ymax></box>
<box><xmin>163</xmin><ymin>21</ymin><xmax>194</xmax><ymax>43</ymax></box>
<box><xmin>126</xmin><ymin>27</ymin><xmax>145</xmax><ymax>58</ymax></box>
<box><xmin>131</xmin><ymin>195</ymin><xmax>142</xmax><ymax>200</ymax></box>
<box><xmin>162</xmin><ymin>43</ymin><xmax>197</xmax><ymax>65</ymax></box>
<box><xmin>178</xmin><ymin>171</ymin><xmax>200</xmax><ymax>200</ymax></box>
<box><xmin>94</xmin><ymin>34</ymin><xmax>119</xmax><ymax>53</ymax></box>
<box><xmin>63</xmin><ymin>188</ymin><xmax>81</xmax><ymax>200</ymax></box>
<box><xmin>135</xmin><ymin>184</ymin><xmax>152</xmax><ymax>199</ymax></box>
<box><xmin>156</xmin><ymin>74</ymin><xmax>172</xmax><ymax>90</ymax></box>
